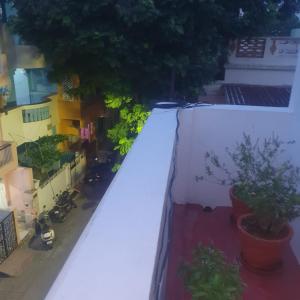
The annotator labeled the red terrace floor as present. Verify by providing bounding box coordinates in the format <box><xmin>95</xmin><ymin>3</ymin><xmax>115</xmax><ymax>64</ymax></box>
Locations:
<box><xmin>165</xmin><ymin>204</ymin><xmax>300</xmax><ymax>300</ymax></box>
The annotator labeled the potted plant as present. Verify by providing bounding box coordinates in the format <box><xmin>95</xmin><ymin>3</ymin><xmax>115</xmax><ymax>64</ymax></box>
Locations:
<box><xmin>196</xmin><ymin>134</ymin><xmax>260</xmax><ymax>221</ymax></box>
<box><xmin>179</xmin><ymin>244</ymin><xmax>244</xmax><ymax>300</ymax></box>
<box><xmin>236</xmin><ymin>137</ymin><xmax>300</xmax><ymax>271</ymax></box>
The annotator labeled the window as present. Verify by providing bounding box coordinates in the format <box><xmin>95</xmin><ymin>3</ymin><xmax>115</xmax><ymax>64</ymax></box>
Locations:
<box><xmin>22</xmin><ymin>106</ymin><xmax>50</xmax><ymax>123</ymax></box>
<box><xmin>26</xmin><ymin>69</ymin><xmax>57</xmax><ymax>104</ymax></box>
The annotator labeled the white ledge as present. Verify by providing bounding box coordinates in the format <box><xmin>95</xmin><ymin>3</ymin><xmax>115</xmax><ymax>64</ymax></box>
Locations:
<box><xmin>45</xmin><ymin>109</ymin><xmax>178</xmax><ymax>300</ymax></box>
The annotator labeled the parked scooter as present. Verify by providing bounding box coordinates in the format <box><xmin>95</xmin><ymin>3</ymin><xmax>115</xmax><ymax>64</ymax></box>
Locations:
<box><xmin>36</xmin><ymin>212</ymin><xmax>55</xmax><ymax>249</ymax></box>
<box><xmin>49</xmin><ymin>203</ymin><xmax>66</xmax><ymax>223</ymax></box>
<box><xmin>40</xmin><ymin>224</ymin><xmax>55</xmax><ymax>249</ymax></box>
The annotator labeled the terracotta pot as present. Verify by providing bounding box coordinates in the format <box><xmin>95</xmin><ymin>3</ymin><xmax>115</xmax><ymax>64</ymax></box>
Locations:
<box><xmin>229</xmin><ymin>187</ymin><xmax>251</xmax><ymax>222</ymax></box>
<box><xmin>237</xmin><ymin>214</ymin><xmax>293</xmax><ymax>272</ymax></box>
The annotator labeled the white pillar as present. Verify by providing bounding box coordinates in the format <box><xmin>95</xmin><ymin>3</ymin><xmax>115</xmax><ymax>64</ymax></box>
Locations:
<box><xmin>289</xmin><ymin>51</ymin><xmax>300</xmax><ymax>114</ymax></box>
<box><xmin>13</xmin><ymin>68</ymin><xmax>30</xmax><ymax>105</ymax></box>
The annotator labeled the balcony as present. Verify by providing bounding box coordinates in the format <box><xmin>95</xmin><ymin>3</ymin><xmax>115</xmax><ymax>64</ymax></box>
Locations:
<box><xmin>0</xmin><ymin>142</ymin><xmax>17</xmax><ymax>177</ymax></box>
<box><xmin>45</xmin><ymin>57</ymin><xmax>300</xmax><ymax>299</ymax></box>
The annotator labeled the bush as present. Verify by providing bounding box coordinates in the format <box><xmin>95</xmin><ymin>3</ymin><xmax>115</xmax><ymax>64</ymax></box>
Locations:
<box><xmin>179</xmin><ymin>244</ymin><xmax>244</xmax><ymax>300</ymax></box>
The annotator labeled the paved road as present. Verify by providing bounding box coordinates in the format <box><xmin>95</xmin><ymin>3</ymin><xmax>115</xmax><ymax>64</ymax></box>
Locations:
<box><xmin>0</xmin><ymin>177</ymin><xmax>112</xmax><ymax>300</ymax></box>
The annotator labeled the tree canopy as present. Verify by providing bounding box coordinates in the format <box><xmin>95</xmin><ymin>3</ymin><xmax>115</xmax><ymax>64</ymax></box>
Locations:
<box><xmin>11</xmin><ymin>0</ymin><xmax>300</xmax><ymax>101</ymax></box>
<box><xmin>19</xmin><ymin>135</ymin><xmax>67</xmax><ymax>172</ymax></box>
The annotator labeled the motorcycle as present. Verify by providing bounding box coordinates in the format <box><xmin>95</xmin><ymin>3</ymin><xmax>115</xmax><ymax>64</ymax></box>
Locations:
<box><xmin>56</xmin><ymin>190</ymin><xmax>77</xmax><ymax>215</ymax></box>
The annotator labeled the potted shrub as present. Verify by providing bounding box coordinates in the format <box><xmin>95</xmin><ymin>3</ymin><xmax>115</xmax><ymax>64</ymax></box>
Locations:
<box><xmin>196</xmin><ymin>134</ymin><xmax>261</xmax><ymax>221</ymax></box>
<box><xmin>179</xmin><ymin>244</ymin><xmax>244</xmax><ymax>300</ymax></box>
<box><xmin>236</xmin><ymin>137</ymin><xmax>300</xmax><ymax>271</ymax></box>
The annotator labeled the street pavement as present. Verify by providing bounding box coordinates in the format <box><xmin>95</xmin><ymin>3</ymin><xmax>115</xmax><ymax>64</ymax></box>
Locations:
<box><xmin>0</xmin><ymin>176</ymin><xmax>113</xmax><ymax>300</ymax></box>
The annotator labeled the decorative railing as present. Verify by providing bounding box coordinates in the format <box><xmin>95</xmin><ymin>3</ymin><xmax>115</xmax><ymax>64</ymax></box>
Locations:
<box><xmin>234</xmin><ymin>37</ymin><xmax>300</xmax><ymax>59</ymax></box>
<box><xmin>236</xmin><ymin>38</ymin><xmax>266</xmax><ymax>58</ymax></box>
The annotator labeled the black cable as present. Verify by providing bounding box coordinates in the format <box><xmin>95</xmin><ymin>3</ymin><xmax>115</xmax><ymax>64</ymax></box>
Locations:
<box><xmin>153</xmin><ymin>102</ymin><xmax>213</xmax><ymax>299</ymax></box>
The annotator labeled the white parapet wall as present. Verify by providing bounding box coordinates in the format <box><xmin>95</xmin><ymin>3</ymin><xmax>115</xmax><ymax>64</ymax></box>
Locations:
<box><xmin>45</xmin><ymin>109</ymin><xmax>178</xmax><ymax>300</ymax></box>
<box><xmin>173</xmin><ymin>53</ymin><xmax>300</xmax><ymax>263</ymax></box>
<box><xmin>225</xmin><ymin>37</ymin><xmax>299</xmax><ymax>85</ymax></box>
<box><xmin>37</xmin><ymin>154</ymin><xmax>86</xmax><ymax>213</ymax></box>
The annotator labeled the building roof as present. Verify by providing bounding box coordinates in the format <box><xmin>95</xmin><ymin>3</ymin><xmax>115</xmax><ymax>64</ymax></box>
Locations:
<box><xmin>223</xmin><ymin>84</ymin><xmax>291</xmax><ymax>107</ymax></box>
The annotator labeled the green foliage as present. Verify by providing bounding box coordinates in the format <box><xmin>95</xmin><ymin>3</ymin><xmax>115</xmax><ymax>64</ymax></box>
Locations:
<box><xmin>105</xmin><ymin>94</ymin><xmax>149</xmax><ymax>162</ymax></box>
<box><xmin>179</xmin><ymin>244</ymin><xmax>244</xmax><ymax>300</ymax></box>
<box><xmin>21</xmin><ymin>134</ymin><xmax>67</xmax><ymax>172</ymax></box>
<box><xmin>11</xmin><ymin>0</ymin><xmax>300</xmax><ymax>101</ymax></box>
<box><xmin>198</xmin><ymin>134</ymin><xmax>300</xmax><ymax>235</ymax></box>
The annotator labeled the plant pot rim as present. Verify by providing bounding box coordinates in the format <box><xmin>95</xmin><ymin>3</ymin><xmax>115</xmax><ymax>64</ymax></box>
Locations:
<box><xmin>237</xmin><ymin>213</ymin><xmax>293</xmax><ymax>244</ymax></box>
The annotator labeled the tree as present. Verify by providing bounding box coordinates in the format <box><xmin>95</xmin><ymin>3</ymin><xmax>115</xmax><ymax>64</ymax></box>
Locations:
<box><xmin>11</xmin><ymin>0</ymin><xmax>300</xmax><ymax>102</ymax></box>
<box><xmin>105</xmin><ymin>93</ymin><xmax>150</xmax><ymax>171</ymax></box>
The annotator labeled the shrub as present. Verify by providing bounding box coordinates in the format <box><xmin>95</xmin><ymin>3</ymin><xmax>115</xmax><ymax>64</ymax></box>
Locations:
<box><xmin>179</xmin><ymin>244</ymin><xmax>244</xmax><ymax>300</ymax></box>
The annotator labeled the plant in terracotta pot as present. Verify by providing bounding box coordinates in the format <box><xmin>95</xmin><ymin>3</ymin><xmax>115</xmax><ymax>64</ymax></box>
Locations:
<box><xmin>236</xmin><ymin>137</ymin><xmax>300</xmax><ymax>272</ymax></box>
<box><xmin>179</xmin><ymin>244</ymin><xmax>244</xmax><ymax>300</ymax></box>
<box><xmin>196</xmin><ymin>134</ymin><xmax>263</xmax><ymax>221</ymax></box>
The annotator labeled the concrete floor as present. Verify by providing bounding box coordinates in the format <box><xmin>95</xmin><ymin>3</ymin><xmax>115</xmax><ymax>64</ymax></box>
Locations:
<box><xmin>0</xmin><ymin>177</ymin><xmax>113</xmax><ymax>300</ymax></box>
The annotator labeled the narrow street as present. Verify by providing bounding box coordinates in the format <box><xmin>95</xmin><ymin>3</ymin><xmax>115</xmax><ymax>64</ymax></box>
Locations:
<box><xmin>0</xmin><ymin>177</ymin><xmax>113</xmax><ymax>300</ymax></box>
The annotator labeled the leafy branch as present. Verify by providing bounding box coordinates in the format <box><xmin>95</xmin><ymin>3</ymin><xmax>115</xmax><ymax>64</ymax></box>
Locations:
<box><xmin>105</xmin><ymin>94</ymin><xmax>149</xmax><ymax>171</ymax></box>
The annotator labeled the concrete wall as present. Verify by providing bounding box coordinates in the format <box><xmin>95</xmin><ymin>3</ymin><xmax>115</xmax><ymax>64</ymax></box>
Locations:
<box><xmin>37</xmin><ymin>154</ymin><xmax>86</xmax><ymax>213</ymax></box>
<box><xmin>4</xmin><ymin>167</ymin><xmax>35</xmax><ymax>223</ymax></box>
<box><xmin>0</xmin><ymin>142</ymin><xmax>18</xmax><ymax>178</ymax></box>
<box><xmin>70</xmin><ymin>154</ymin><xmax>86</xmax><ymax>186</ymax></box>
<box><xmin>37</xmin><ymin>165</ymin><xmax>71</xmax><ymax>213</ymax></box>
<box><xmin>225</xmin><ymin>37</ymin><xmax>299</xmax><ymax>85</ymax></box>
<box><xmin>228</xmin><ymin>37</ymin><xmax>298</xmax><ymax>66</ymax></box>
<box><xmin>225</xmin><ymin>67</ymin><xmax>295</xmax><ymax>86</ymax></box>
<box><xmin>173</xmin><ymin>54</ymin><xmax>300</xmax><ymax>262</ymax></box>
<box><xmin>0</xmin><ymin>101</ymin><xmax>54</xmax><ymax>145</ymax></box>
<box><xmin>46</xmin><ymin>109</ymin><xmax>177</xmax><ymax>300</ymax></box>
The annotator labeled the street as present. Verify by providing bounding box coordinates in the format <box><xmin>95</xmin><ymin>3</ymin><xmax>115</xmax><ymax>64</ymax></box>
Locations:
<box><xmin>0</xmin><ymin>176</ymin><xmax>113</xmax><ymax>300</ymax></box>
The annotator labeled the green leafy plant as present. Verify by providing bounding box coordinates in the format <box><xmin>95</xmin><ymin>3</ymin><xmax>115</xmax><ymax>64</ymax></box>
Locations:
<box><xmin>197</xmin><ymin>134</ymin><xmax>300</xmax><ymax>235</ymax></box>
<box><xmin>179</xmin><ymin>244</ymin><xmax>244</xmax><ymax>300</ymax></box>
<box><xmin>105</xmin><ymin>93</ymin><xmax>149</xmax><ymax>171</ymax></box>
<box><xmin>21</xmin><ymin>134</ymin><xmax>67</xmax><ymax>173</ymax></box>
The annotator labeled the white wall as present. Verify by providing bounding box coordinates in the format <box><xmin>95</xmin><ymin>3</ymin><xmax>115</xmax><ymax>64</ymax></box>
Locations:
<box><xmin>1</xmin><ymin>101</ymin><xmax>54</xmax><ymax>145</ymax></box>
<box><xmin>4</xmin><ymin>167</ymin><xmax>35</xmax><ymax>224</ymax></box>
<box><xmin>70</xmin><ymin>154</ymin><xmax>86</xmax><ymax>186</ymax></box>
<box><xmin>173</xmin><ymin>53</ymin><xmax>300</xmax><ymax>262</ymax></box>
<box><xmin>174</xmin><ymin>107</ymin><xmax>299</xmax><ymax>207</ymax></box>
<box><xmin>37</xmin><ymin>165</ymin><xmax>71</xmax><ymax>213</ymax></box>
<box><xmin>228</xmin><ymin>37</ymin><xmax>299</xmax><ymax>67</ymax></box>
<box><xmin>46</xmin><ymin>109</ymin><xmax>177</xmax><ymax>300</ymax></box>
<box><xmin>225</xmin><ymin>37</ymin><xmax>299</xmax><ymax>85</ymax></box>
<box><xmin>225</xmin><ymin>68</ymin><xmax>295</xmax><ymax>86</ymax></box>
